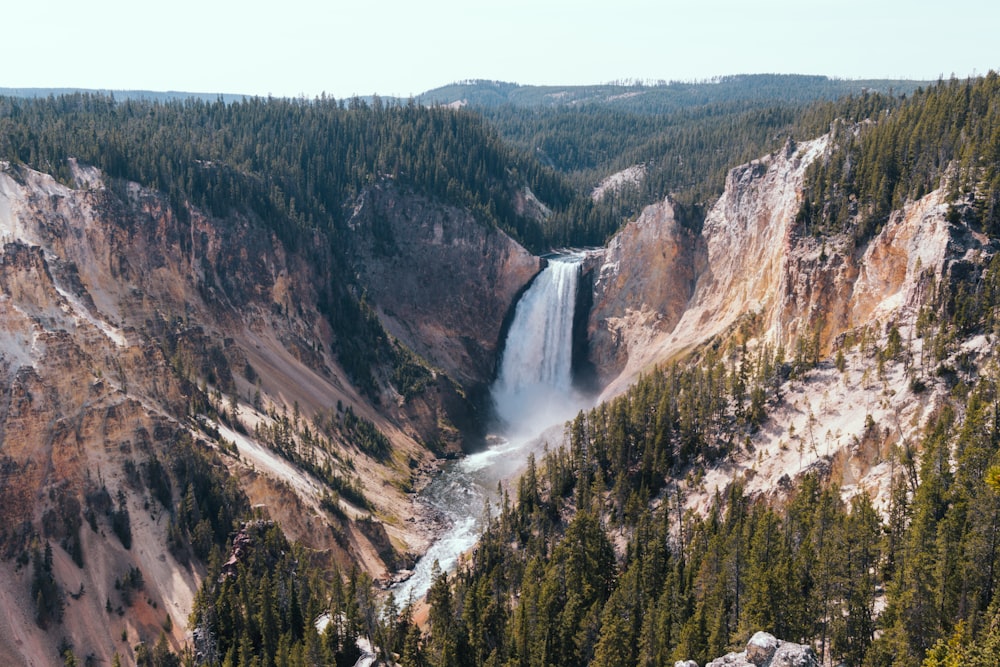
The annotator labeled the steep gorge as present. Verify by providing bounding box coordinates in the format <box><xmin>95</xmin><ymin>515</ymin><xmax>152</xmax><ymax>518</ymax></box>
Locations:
<box><xmin>0</xmin><ymin>160</ymin><xmax>542</xmax><ymax>664</ymax></box>
<box><xmin>412</xmin><ymin>97</ymin><xmax>1000</xmax><ymax>666</ymax></box>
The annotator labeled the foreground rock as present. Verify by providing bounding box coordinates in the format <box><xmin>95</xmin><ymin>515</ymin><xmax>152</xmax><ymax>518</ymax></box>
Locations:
<box><xmin>674</xmin><ymin>631</ymin><xmax>818</xmax><ymax>667</ymax></box>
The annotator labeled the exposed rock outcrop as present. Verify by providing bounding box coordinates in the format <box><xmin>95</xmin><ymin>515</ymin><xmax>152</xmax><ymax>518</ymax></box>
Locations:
<box><xmin>591</xmin><ymin>137</ymin><xmax>830</xmax><ymax>394</ymax></box>
<box><xmin>591</xmin><ymin>164</ymin><xmax>646</xmax><ymax>202</ymax></box>
<box><xmin>348</xmin><ymin>180</ymin><xmax>541</xmax><ymax>387</ymax></box>
<box><xmin>589</xmin><ymin>195</ymin><xmax>703</xmax><ymax>384</ymax></box>
<box><xmin>586</xmin><ymin>134</ymin><xmax>994</xmax><ymax>516</ymax></box>
<box><xmin>590</xmin><ymin>134</ymin><xmax>984</xmax><ymax>398</ymax></box>
<box><xmin>712</xmin><ymin>631</ymin><xmax>819</xmax><ymax>667</ymax></box>
<box><xmin>679</xmin><ymin>631</ymin><xmax>819</xmax><ymax>667</ymax></box>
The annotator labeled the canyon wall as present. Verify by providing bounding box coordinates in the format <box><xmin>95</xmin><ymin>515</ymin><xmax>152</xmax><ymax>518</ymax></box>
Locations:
<box><xmin>589</xmin><ymin>135</ymin><xmax>983</xmax><ymax>395</ymax></box>
<box><xmin>347</xmin><ymin>180</ymin><xmax>541</xmax><ymax>388</ymax></box>
<box><xmin>0</xmin><ymin>162</ymin><xmax>540</xmax><ymax>664</ymax></box>
<box><xmin>586</xmin><ymin>135</ymin><xmax>993</xmax><ymax>515</ymax></box>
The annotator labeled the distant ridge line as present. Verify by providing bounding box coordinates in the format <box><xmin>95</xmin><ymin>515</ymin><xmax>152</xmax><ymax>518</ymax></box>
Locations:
<box><xmin>0</xmin><ymin>87</ymin><xmax>249</xmax><ymax>104</ymax></box>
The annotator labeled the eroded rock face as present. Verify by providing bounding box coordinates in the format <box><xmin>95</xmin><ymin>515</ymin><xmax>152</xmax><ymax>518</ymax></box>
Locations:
<box><xmin>348</xmin><ymin>180</ymin><xmax>541</xmax><ymax>387</ymax></box>
<box><xmin>0</xmin><ymin>162</ymin><xmax>460</xmax><ymax>664</ymax></box>
<box><xmin>849</xmin><ymin>188</ymin><xmax>960</xmax><ymax>324</ymax></box>
<box><xmin>589</xmin><ymin>134</ymin><xmax>988</xmax><ymax>399</ymax></box>
<box><xmin>0</xmin><ymin>169</ymin><xmax>212</xmax><ymax>664</ymax></box>
<box><xmin>588</xmin><ymin>196</ymin><xmax>703</xmax><ymax>385</ymax></box>
<box><xmin>591</xmin><ymin>137</ymin><xmax>828</xmax><ymax>395</ymax></box>
<box><xmin>584</xmin><ymin>134</ymin><xmax>996</xmax><ymax>521</ymax></box>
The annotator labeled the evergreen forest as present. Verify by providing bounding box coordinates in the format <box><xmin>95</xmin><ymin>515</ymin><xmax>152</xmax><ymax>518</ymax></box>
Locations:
<box><xmin>3</xmin><ymin>72</ymin><xmax>1000</xmax><ymax>666</ymax></box>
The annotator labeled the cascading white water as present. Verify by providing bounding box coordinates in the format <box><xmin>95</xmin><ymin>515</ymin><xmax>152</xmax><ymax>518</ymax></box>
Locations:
<box><xmin>390</xmin><ymin>253</ymin><xmax>587</xmax><ymax>604</ymax></box>
<box><xmin>492</xmin><ymin>256</ymin><xmax>583</xmax><ymax>436</ymax></box>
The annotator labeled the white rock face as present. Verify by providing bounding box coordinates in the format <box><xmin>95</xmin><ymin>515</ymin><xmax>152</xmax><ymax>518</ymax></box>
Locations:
<box><xmin>592</xmin><ymin>132</ymin><xmax>970</xmax><ymax>402</ymax></box>
<box><xmin>595</xmin><ymin>137</ymin><xmax>828</xmax><ymax>398</ymax></box>
<box><xmin>591</xmin><ymin>164</ymin><xmax>646</xmax><ymax>202</ymax></box>
<box><xmin>587</xmin><ymin>130</ymin><xmax>990</xmax><ymax>517</ymax></box>
<box><xmin>746</xmin><ymin>631</ymin><xmax>780</xmax><ymax>664</ymax></box>
<box><xmin>850</xmin><ymin>187</ymin><xmax>953</xmax><ymax>325</ymax></box>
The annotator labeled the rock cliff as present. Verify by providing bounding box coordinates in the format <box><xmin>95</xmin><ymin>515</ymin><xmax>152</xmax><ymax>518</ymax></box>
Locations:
<box><xmin>589</xmin><ymin>195</ymin><xmax>703</xmax><ymax>384</ymax></box>
<box><xmin>591</xmin><ymin>134</ymin><xmax>982</xmax><ymax>394</ymax></box>
<box><xmin>590</xmin><ymin>137</ymin><xmax>831</xmax><ymax>393</ymax></box>
<box><xmin>587</xmin><ymin>134</ymin><xmax>993</xmax><ymax>513</ymax></box>
<box><xmin>347</xmin><ymin>180</ymin><xmax>541</xmax><ymax>388</ymax></box>
<box><xmin>0</xmin><ymin>161</ymin><xmax>531</xmax><ymax>664</ymax></box>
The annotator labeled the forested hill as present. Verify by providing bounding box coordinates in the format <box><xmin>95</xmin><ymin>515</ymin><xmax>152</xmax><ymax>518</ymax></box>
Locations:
<box><xmin>477</xmin><ymin>89</ymin><xmax>904</xmax><ymax>244</ymax></box>
<box><xmin>417</xmin><ymin>74</ymin><xmax>930</xmax><ymax>232</ymax></box>
<box><xmin>0</xmin><ymin>94</ymin><xmax>592</xmax><ymax>252</ymax></box>
<box><xmin>483</xmin><ymin>93</ymin><xmax>892</xmax><ymax>222</ymax></box>
<box><xmin>471</xmin><ymin>74</ymin><xmax>995</xmax><ymax>247</ymax></box>
<box><xmin>0</xmin><ymin>87</ymin><xmax>248</xmax><ymax>104</ymax></box>
<box><xmin>798</xmin><ymin>71</ymin><xmax>1000</xmax><ymax>243</ymax></box>
<box><xmin>0</xmin><ymin>93</ymin><xmax>616</xmax><ymax>392</ymax></box>
<box><xmin>418</xmin><ymin>74</ymin><xmax>927</xmax><ymax>113</ymax></box>
<box><xmin>0</xmin><ymin>75</ymin><xmax>933</xmax><ymax>248</ymax></box>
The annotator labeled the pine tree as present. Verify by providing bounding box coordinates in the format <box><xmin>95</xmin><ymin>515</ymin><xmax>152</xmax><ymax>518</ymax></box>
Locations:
<box><xmin>426</xmin><ymin>562</ymin><xmax>459</xmax><ymax>667</ymax></box>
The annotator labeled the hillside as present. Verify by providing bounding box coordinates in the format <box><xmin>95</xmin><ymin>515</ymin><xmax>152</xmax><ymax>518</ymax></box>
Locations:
<box><xmin>418</xmin><ymin>75</ymin><xmax>927</xmax><ymax>113</ymax></box>
<box><xmin>0</xmin><ymin>95</ymin><xmax>568</xmax><ymax>664</ymax></box>
<box><xmin>0</xmin><ymin>157</ymin><xmax>441</xmax><ymax>664</ymax></box>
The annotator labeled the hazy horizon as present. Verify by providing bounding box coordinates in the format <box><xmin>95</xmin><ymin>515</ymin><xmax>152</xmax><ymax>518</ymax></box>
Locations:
<box><xmin>3</xmin><ymin>0</ymin><xmax>996</xmax><ymax>100</ymax></box>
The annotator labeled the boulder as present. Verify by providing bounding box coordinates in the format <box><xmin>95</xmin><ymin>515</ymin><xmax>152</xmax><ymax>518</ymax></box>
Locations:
<box><xmin>703</xmin><ymin>632</ymin><xmax>818</xmax><ymax>667</ymax></box>
<box><xmin>746</xmin><ymin>631</ymin><xmax>779</xmax><ymax>665</ymax></box>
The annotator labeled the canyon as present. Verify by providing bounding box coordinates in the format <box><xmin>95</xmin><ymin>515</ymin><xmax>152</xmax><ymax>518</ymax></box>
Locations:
<box><xmin>0</xmin><ymin>116</ymin><xmax>993</xmax><ymax>665</ymax></box>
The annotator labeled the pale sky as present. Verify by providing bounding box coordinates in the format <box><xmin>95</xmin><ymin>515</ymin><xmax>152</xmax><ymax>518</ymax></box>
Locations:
<box><xmin>3</xmin><ymin>0</ymin><xmax>998</xmax><ymax>99</ymax></box>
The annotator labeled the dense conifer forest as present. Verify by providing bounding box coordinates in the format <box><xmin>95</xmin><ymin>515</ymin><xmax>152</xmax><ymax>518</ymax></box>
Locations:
<box><xmin>411</xmin><ymin>321</ymin><xmax>1000</xmax><ymax>666</ymax></box>
<box><xmin>0</xmin><ymin>94</ymin><xmax>585</xmax><ymax>250</ymax></box>
<box><xmin>401</xmin><ymin>74</ymin><xmax>1000</xmax><ymax>667</ymax></box>
<box><xmin>480</xmin><ymin>90</ymin><xmax>920</xmax><ymax>240</ymax></box>
<box><xmin>797</xmin><ymin>72</ymin><xmax>1000</xmax><ymax>243</ymax></box>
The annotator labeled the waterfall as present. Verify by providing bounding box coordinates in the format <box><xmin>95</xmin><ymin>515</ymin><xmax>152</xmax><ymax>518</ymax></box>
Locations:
<box><xmin>390</xmin><ymin>253</ymin><xmax>588</xmax><ymax>604</ymax></box>
<box><xmin>492</xmin><ymin>255</ymin><xmax>583</xmax><ymax>437</ymax></box>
